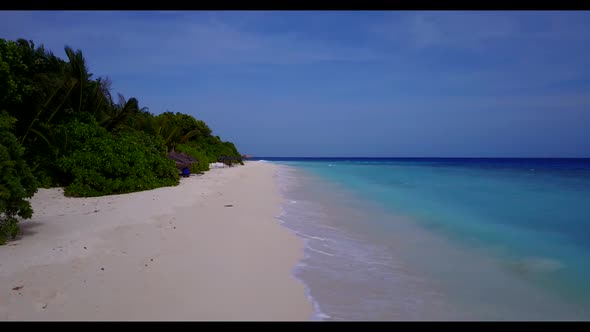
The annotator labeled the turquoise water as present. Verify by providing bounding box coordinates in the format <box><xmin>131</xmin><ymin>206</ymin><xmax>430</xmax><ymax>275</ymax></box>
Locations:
<box><xmin>263</xmin><ymin>158</ymin><xmax>590</xmax><ymax>320</ymax></box>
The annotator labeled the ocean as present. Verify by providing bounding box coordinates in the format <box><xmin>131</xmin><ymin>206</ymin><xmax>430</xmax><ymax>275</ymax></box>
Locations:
<box><xmin>256</xmin><ymin>158</ymin><xmax>590</xmax><ymax>320</ymax></box>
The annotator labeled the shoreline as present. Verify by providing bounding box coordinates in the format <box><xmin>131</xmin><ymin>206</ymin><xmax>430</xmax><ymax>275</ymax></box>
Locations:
<box><xmin>0</xmin><ymin>162</ymin><xmax>312</xmax><ymax>320</ymax></box>
<box><xmin>267</xmin><ymin>160</ymin><xmax>590</xmax><ymax>321</ymax></box>
<box><xmin>273</xmin><ymin>165</ymin><xmax>329</xmax><ymax>321</ymax></box>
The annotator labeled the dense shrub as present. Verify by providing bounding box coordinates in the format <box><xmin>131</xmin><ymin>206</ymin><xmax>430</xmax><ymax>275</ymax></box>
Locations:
<box><xmin>58</xmin><ymin>120</ymin><xmax>179</xmax><ymax>197</ymax></box>
<box><xmin>189</xmin><ymin>136</ymin><xmax>243</xmax><ymax>165</ymax></box>
<box><xmin>0</xmin><ymin>113</ymin><xmax>37</xmax><ymax>244</ymax></box>
<box><xmin>176</xmin><ymin>143</ymin><xmax>210</xmax><ymax>173</ymax></box>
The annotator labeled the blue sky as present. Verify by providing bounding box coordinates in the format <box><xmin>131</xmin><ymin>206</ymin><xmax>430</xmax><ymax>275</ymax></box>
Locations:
<box><xmin>1</xmin><ymin>10</ymin><xmax>589</xmax><ymax>157</ymax></box>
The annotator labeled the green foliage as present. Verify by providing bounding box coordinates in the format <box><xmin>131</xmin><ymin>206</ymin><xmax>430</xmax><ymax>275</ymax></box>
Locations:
<box><xmin>188</xmin><ymin>136</ymin><xmax>243</xmax><ymax>165</ymax></box>
<box><xmin>98</xmin><ymin>94</ymin><xmax>147</xmax><ymax>133</ymax></box>
<box><xmin>148</xmin><ymin>112</ymin><xmax>212</xmax><ymax>151</ymax></box>
<box><xmin>58</xmin><ymin>120</ymin><xmax>179</xmax><ymax>197</ymax></box>
<box><xmin>0</xmin><ymin>37</ymin><xmax>243</xmax><ymax>197</ymax></box>
<box><xmin>176</xmin><ymin>143</ymin><xmax>210</xmax><ymax>173</ymax></box>
<box><xmin>0</xmin><ymin>39</ymin><xmax>28</xmax><ymax>107</ymax></box>
<box><xmin>0</xmin><ymin>113</ymin><xmax>37</xmax><ymax>244</ymax></box>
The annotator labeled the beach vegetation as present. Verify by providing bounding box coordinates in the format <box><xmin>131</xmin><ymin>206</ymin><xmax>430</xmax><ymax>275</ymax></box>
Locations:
<box><xmin>0</xmin><ymin>113</ymin><xmax>37</xmax><ymax>244</ymax></box>
<box><xmin>57</xmin><ymin>120</ymin><xmax>179</xmax><ymax>197</ymax></box>
<box><xmin>0</xmin><ymin>37</ymin><xmax>242</xmax><ymax>240</ymax></box>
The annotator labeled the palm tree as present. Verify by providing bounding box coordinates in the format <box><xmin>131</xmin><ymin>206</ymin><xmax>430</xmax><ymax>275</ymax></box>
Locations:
<box><xmin>100</xmin><ymin>94</ymin><xmax>147</xmax><ymax>132</ymax></box>
<box><xmin>64</xmin><ymin>45</ymin><xmax>91</xmax><ymax>115</ymax></box>
<box><xmin>88</xmin><ymin>76</ymin><xmax>113</xmax><ymax>123</ymax></box>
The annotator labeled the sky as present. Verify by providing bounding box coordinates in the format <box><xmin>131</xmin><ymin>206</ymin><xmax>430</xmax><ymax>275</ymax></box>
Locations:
<box><xmin>1</xmin><ymin>10</ymin><xmax>589</xmax><ymax>157</ymax></box>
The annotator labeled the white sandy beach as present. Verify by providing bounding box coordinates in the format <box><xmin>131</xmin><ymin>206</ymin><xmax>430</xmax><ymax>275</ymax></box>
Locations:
<box><xmin>0</xmin><ymin>162</ymin><xmax>312</xmax><ymax>321</ymax></box>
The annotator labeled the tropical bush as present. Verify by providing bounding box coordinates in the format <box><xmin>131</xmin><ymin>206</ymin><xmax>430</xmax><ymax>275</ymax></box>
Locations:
<box><xmin>0</xmin><ymin>113</ymin><xmax>37</xmax><ymax>244</ymax></box>
<box><xmin>176</xmin><ymin>143</ymin><xmax>211</xmax><ymax>173</ymax></box>
<box><xmin>58</xmin><ymin>120</ymin><xmax>179</xmax><ymax>197</ymax></box>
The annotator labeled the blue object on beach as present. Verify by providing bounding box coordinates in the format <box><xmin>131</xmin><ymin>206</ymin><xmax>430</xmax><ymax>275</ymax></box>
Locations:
<box><xmin>182</xmin><ymin>167</ymin><xmax>190</xmax><ymax>177</ymax></box>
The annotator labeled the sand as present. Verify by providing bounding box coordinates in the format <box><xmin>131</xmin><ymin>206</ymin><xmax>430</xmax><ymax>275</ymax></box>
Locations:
<box><xmin>0</xmin><ymin>162</ymin><xmax>312</xmax><ymax>321</ymax></box>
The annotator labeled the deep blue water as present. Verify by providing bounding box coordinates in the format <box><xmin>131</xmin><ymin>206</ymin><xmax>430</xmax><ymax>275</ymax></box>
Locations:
<box><xmin>256</xmin><ymin>158</ymin><xmax>590</xmax><ymax>320</ymax></box>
